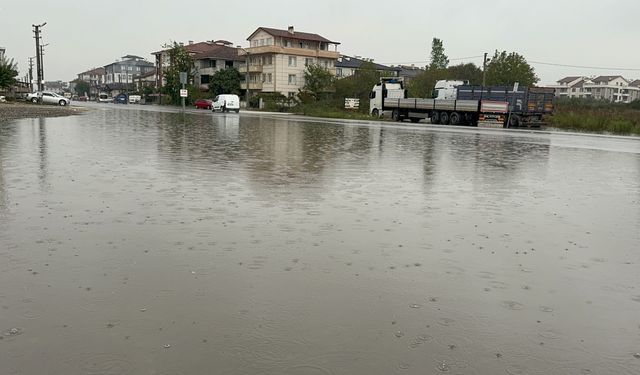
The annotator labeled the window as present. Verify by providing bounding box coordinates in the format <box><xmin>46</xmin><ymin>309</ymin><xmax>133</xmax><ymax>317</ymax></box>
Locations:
<box><xmin>305</xmin><ymin>58</ymin><xmax>314</xmax><ymax>66</ymax></box>
<box><xmin>336</xmin><ymin>68</ymin><xmax>343</xmax><ymax>77</ymax></box>
<box><xmin>267</xmin><ymin>73</ymin><xmax>272</xmax><ymax>83</ymax></box>
<box><xmin>262</xmin><ymin>74</ymin><xmax>266</xmax><ymax>83</ymax></box>
<box><xmin>225</xmin><ymin>60</ymin><xmax>233</xmax><ymax>68</ymax></box>
<box><xmin>128</xmin><ymin>66</ymin><xmax>133</xmax><ymax>71</ymax></box>
<box><xmin>264</xmin><ymin>55</ymin><xmax>273</xmax><ymax>65</ymax></box>
<box><xmin>288</xmin><ymin>56</ymin><xmax>297</xmax><ymax>67</ymax></box>
<box><xmin>266</xmin><ymin>38</ymin><xmax>273</xmax><ymax>45</ymax></box>
<box><xmin>259</xmin><ymin>39</ymin><xmax>265</xmax><ymax>46</ymax></box>
<box><xmin>288</xmin><ymin>74</ymin><xmax>297</xmax><ymax>85</ymax></box>
<box><xmin>201</xmin><ymin>75</ymin><xmax>210</xmax><ymax>84</ymax></box>
<box><xmin>283</xmin><ymin>39</ymin><xmax>292</xmax><ymax>48</ymax></box>
<box><xmin>136</xmin><ymin>67</ymin><xmax>140</xmax><ymax>71</ymax></box>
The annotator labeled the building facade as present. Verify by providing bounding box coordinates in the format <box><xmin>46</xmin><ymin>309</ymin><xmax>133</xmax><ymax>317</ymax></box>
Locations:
<box><xmin>152</xmin><ymin>40</ymin><xmax>244</xmax><ymax>91</ymax></box>
<box><xmin>104</xmin><ymin>55</ymin><xmax>155</xmax><ymax>86</ymax></box>
<box><xmin>77</xmin><ymin>67</ymin><xmax>106</xmax><ymax>98</ymax></box>
<box><xmin>553</xmin><ymin>75</ymin><xmax>640</xmax><ymax>103</ymax></box>
<box><xmin>240</xmin><ymin>26</ymin><xmax>340</xmax><ymax>97</ymax></box>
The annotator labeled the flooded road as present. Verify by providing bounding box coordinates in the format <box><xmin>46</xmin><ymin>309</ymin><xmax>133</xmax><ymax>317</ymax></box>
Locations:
<box><xmin>1</xmin><ymin>107</ymin><xmax>640</xmax><ymax>374</ymax></box>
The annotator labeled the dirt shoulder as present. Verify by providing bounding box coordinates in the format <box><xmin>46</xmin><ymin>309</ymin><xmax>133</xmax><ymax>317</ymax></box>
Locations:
<box><xmin>0</xmin><ymin>102</ymin><xmax>88</xmax><ymax>121</ymax></box>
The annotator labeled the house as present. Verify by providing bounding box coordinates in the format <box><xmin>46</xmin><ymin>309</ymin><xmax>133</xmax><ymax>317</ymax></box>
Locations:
<box><xmin>335</xmin><ymin>55</ymin><xmax>399</xmax><ymax>78</ymax></box>
<box><xmin>240</xmin><ymin>26</ymin><xmax>340</xmax><ymax>98</ymax></box>
<box><xmin>76</xmin><ymin>67</ymin><xmax>106</xmax><ymax>98</ymax></box>
<box><xmin>552</xmin><ymin>76</ymin><xmax>593</xmax><ymax>99</ymax></box>
<box><xmin>583</xmin><ymin>76</ymin><xmax>639</xmax><ymax>103</ymax></box>
<box><xmin>103</xmin><ymin>55</ymin><xmax>155</xmax><ymax>95</ymax></box>
<box><xmin>152</xmin><ymin>40</ymin><xmax>245</xmax><ymax>91</ymax></box>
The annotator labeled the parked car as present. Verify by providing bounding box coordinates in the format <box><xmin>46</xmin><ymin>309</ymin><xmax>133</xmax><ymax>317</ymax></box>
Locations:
<box><xmin>27</xmin><ymin>91</ymin><xmax>71</xmax><ymax>106</ymax></box>
<box><xmin>128</xmin><ymin>95</ymin><xmax>141</xmax><ymax>104</ymax></box>
<box><xmin>97</xmin><ymin>92</ymin><xmax>112</xmax><ymax>103</ymax></box>
<box><xmin>194</xmin><ymin>99</ymin><xmax>213</xmax><ymax>110</ymax></box>
<box><xmin>114</xmin><ymin>93</ymin><xmax>128</xmax><ymax>104</ymax></box>
<box><xmin>76</xmin><ymin>95</ymin><xmax>89</xmax><ymax>102</ymax></box>
<box><xmin>212</xmin><ymin>94</ymin><xmax>240</xmax><ymax>113</ymax></box>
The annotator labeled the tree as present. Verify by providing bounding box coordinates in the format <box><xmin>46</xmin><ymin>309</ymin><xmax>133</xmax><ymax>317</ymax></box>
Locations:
<box><xmin>446</xmin><ymin>63</ymin><xmax>483</xmax><ymax>85</ymax></box>
<box><xmin>407</xmin><ymin>67</ymin><xmax>447</xmax><ymax>98</ymax></box>
<box><xmin>162</xmin><ymin>42</ymin><xmax>195</xmax><ymax>105</ymax></box>
<box><xmin>0</xmin><ymin>56</ymin><xmax>18</xmax><ymax>90</ymax></box>
<box><xmin>334</xmin><ymin>61</ymin><xmax>385</xmax><ymax>112</ymax></box>
<box><xmin>300</xmin><ymin>64</ymin><xmax>335</xmax><ymax>101</ymax></box>
<box><xmin>209</xmin><ymin>67</ymin><xmax>242</xmax><ymax>96</ymax></box>
<box><xmin>429</xmin><ymin>38</ymin><xmax>449</xmax><ymax>70</ymax></box>
<box><xmin>73</xmin><ymin>79</ymin><xmax>90</xmax><ymax>96</ymax></box>
<box><xmin>485</xmin><ymin>50</ymin><xmax>539</xmax><ymax>87</ymax></box>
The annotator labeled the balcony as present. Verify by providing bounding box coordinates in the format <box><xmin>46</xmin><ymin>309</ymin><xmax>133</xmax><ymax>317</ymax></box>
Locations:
<box><xmin>238</xmin><ymin>65</ymin><xmax>263</xmax><ymax>73</ymax></box>
<box><xmin>239</xmin><ymin>45</ymin><xmax>339</xmax><ymax>59</ymax></box>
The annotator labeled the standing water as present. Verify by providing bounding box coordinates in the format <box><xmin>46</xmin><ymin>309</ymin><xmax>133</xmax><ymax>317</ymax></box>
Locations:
<box><xmin>1</xmin><ymin>108</ymin><xmax>639</xmax><ymax>374</ymax></box>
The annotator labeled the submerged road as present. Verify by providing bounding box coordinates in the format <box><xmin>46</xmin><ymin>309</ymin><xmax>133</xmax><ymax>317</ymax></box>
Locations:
<box><xmin>1</xmin><ymin>104</ymin><xmax>639</xmax><ymax>374</ymax></box>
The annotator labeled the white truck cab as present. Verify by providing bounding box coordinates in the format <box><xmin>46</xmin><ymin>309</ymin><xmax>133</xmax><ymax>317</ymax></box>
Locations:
<box><xmin>432</xmin><ymin>80</ymin><xmax>469</xmax><ymax>100</ymax></box>
<box><xmin>369</xmin><ymin>77</ymin><xmax>406</xmax><ymax>117</ymax></box>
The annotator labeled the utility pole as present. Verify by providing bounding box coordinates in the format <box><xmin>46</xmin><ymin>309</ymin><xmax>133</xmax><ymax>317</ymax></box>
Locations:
<box><xmin>32</xmin><ymin>22</ymin><xmax>46</xmax><ymax>91</ymax></box>
<box><xmin>28</xmin><ymin>57</ymin><xmax>35</xmax><ymax>92</ymax></box>
<box><xmin>482</xmin><ymin>52</ymin><xmax>488</xmax><ymax>87</ymax></box>
<box><xmin>40</xmin><ymin>44</ymin><xmax>49</xmax><ymax>89</ymax></box>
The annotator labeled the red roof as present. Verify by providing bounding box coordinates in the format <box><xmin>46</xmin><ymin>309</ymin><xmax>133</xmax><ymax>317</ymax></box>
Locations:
<box><xmin>152</xmin><ymin>42</ymin><xmax>244</xmax><ymax>61</ymax></box>
<box><xmin>79</xmin><ymin>67</ymin><xmax>105</xmax><ymax>76</ymax></box>
<box><xmin>248</xmin><ymin>27</ymin><xmax>339</xmax><ymax>45</ymax></box>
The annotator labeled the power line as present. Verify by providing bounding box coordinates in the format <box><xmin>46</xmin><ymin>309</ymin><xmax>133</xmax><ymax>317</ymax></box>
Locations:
<box><xmin>378</xmin><ymin>55</ymin><xmax>483</xmax><ymax>65</ymax></box>
<box><xmin>528</xmin><ymin>60</ymin><xmax>640</xmax><ymax>71</ymax></box>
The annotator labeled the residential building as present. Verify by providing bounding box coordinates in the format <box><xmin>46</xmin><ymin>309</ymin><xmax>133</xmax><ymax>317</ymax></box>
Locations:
<box><xmin>0</xmin><ymin>47</ymin><xmax>5</xmax><ymax>61</ymax></box>
<box><xmin>584</xmin><ymin>76</ymin><xmax>639</xmax><ymax>103</ymax></box>
<box><xmin>335</xmin><ymin>55</ymin><xmax>399</xmax><ymax>78</ymax></box>
<box><xmin>240</xmin><ymin>26</ymin><xmax>340</xmax><ymax>98</ymax></box>
<box><xmin>152</xmin><ymin>40</ymin><xmax>244</xmax><ymax>91</ymax></box>
<box><xmin>44</xmin><ymin>80</ymin><xmax>69</xmax><ymax>93</ymax></box>
<box><xmin>552</xmin><ymin>76</ymin><xmax>593</xmax><ymax>99</ymax></box>
<box><xmin>103</xmin><ymin>55</ymin><xmax>155</xmax><ymax>94</ymax></box>
<box><xmin>77</xmin><ymin>67</ymin><xmax>106</xmax><ymax>98</ymax></box>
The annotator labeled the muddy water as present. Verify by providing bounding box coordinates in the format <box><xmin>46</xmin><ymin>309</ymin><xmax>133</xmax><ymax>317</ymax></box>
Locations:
<box><xmin>1</xmin><ymin>109</ymin><xmax>639</xmax><ymax>375</ymax></box>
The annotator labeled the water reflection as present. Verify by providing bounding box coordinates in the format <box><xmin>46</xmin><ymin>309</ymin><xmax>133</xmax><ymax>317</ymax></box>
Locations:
<box><xmin>0</xmin><ymin>108</ymin><xmax>639</xmax><ymax>375</ymax></box>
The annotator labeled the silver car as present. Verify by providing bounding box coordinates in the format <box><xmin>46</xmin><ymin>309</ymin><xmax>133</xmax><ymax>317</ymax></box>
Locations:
<box><xmin>28</xmin><ymin>91</ymin><xmax>71</xmax><ymax>106</ymax></box>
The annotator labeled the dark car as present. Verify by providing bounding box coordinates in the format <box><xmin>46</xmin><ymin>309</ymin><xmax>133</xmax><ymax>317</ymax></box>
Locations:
<box><xmin>194</xmin><ymin>99</ymin><xmax>213</xmax><ymax>110</ymax></box>
<box><xmin>114</xmin><ymin>93</ymin><xmax>128</xmax><ymax>104</ymax></box>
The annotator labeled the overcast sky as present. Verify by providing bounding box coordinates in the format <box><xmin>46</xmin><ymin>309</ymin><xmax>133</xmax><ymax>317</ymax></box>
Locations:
<box><xmin>1</xmin><ymin>0</ymin><xmax>639</xmax><ymax>85</ymax></box>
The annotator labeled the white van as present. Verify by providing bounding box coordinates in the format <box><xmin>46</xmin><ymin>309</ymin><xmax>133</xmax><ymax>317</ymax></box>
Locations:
<box><xmin>128</xmin><ymin>95</ymin><xmax>141</xmax><ymax>104</ymax></box>
<box><xmin>97</xmin><ymin>92</ymin><xmax>111</xmax><ymax>103</ymax></box>
<box><xmin>212</xmin><ymin>94</ymin><xmax>240</xmax><ymax>113</ymax></box>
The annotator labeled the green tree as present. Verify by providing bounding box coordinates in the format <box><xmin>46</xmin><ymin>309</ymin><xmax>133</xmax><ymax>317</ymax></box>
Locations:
<box><xmin>209</xmin><ymin>67</ymin><xmax>242</xmax><ymax>96</ymax></box>
<box><xmin>162</xmin><ymin>42</ymin><xmax>195</xmax><ymax>105</ymax></box>
<box><xmin>429</xmin><ymin>38</ymin><xmax>449</xmax><ymax>69</ymax></box>
<box><xmin>485</xmin><ymin>50</ymin><xmax>539</xmax><ymax>87</ymax></box>
<box><xmin>73</xmin><ymin>79</ymin><xmax>90</xmax><ymax>96</ymax></box>
<box><xmin>407</xmin><ymin>67</ymin><xmax>447</xmax><ymax>98</ymax></box>
<box><xmin>334</xmin><ymin>61</ymin><xmax>384</xmax><ymax>112</ymax></box>
<box><xmin>300</xmin><ymin>63</ymin><xmax>335</xmax><ymax>101</ymax></box>
<box><xmin>0</xmin><ymin>56</ymin><xmax>18</xmax><ymax>90</ymax></box>
<box><xmin>446</xmin><ymin>63</ymin><xmax>483</xmax><ymax>85</ymax></box>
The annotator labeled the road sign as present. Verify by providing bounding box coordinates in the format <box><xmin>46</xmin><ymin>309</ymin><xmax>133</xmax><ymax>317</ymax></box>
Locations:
<box><xmin>179</xmin><ymin>72</ymin><xmax>187</xmax><ymax>84</ymax></box>
<box><xmin>344</xmin><ymin>98</ymin><xmax>360</xmax><ymax>109</ymax></box>
<box><xmin>180</xmin><ymin>89</ymin><xmax>188</xmax><ymax>98</ymax></box>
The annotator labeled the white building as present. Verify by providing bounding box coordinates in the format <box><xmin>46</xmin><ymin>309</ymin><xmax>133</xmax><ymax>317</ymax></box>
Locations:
<box><xmin>553</xmin><ymin>75</ymin><xmax>640</xmax><ymax>103</ymax></box>
<box><xmin>240</xmin><ymin>26</ymin><xmax>340</xmax><ymax>98</ymax></box>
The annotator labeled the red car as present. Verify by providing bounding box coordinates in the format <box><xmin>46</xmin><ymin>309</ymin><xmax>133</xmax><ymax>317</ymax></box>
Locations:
<box><xmin>194</xmin><ymin>99</ymin><xmax>213</xmax><ymax>110</ymax></box>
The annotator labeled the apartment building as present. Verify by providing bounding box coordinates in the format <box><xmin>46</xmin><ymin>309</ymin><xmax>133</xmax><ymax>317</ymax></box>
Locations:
<box><xmin>152</xmin><ymin>40</ymin><xmax>244</xmax><ymax>90</ymax></box>
<box><xmin>240</xmin><ymin>26</ymin><xmax>340</xmax><ymax>97</ymax></box>
<box><xmin>104</xmin><ymin>55</ymin><xmax>154</xmax><ymax>86</ymax></box>
<box><xmin>553</xmin><ymin>75</ymin><xmax>640</xmax><ymax>103</ymax></box>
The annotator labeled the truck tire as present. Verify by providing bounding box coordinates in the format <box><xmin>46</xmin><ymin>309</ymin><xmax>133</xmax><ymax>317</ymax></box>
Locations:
<box><xmin>371</xmin><ymin>108</ymin><xmax>379</xmax><ymax>117</ymax></box>
<box><xmin>440</xmin><ymin>112</ymin><xmax>450</xmax><ymax>125</ymax></box>
<box><xmin>507</xmin><ymin>114</ymin><xmax>520</xmax><ymax>128</ymax></box>
<box><xmin>450</xmin><ymin>112</ymin><xmax>461</xmax><ymax>125</ymax></box>
<box><xmin>391</xmin><ymin>110</ymin><xmax>400</xmax><ymax>122</ymax></box>
<box><xmin>431</xmin><ymin>112</ymin><xmax>440</xmax><ymax>124</ymax></box>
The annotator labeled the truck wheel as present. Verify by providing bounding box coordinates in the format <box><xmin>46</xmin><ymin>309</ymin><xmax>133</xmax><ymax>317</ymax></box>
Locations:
<box><xmin>431</xmin><ymin>112</ymin><xmax>440</xmax><ymax>124</ymax></box>
<box><xmin>371</xmin><ymin>108</ymin><xmax>379</xmax><ymax>117</ymax></box>
<box><xmin>508</xmin><ymin>115</ymin><xmax>520</xmax><ymax>128</ymax></box>
<box><xmin>450</xmin><ymin>112</ymin><xmax>461</xmax><ymax>125</ymax></box>
<box><xmin>440</xmin><ymin>112</ymin><xmax>450</xmax><ymax>125</ymax></box>
<box><xmin>391</xmin><ymin>110</ymin><xmax>400</xmax><ymax>122</ymax></box>
<box><xmin>31</xmin><ymin>97</ymin><xmax>38</xmax><ymax>103</ymax></box>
